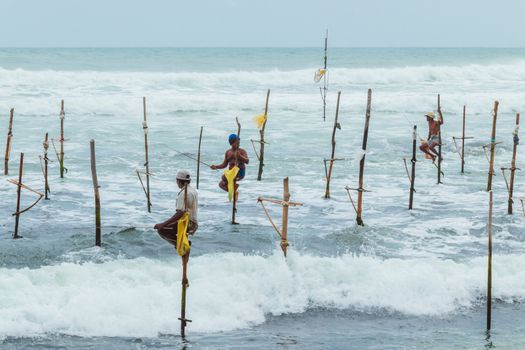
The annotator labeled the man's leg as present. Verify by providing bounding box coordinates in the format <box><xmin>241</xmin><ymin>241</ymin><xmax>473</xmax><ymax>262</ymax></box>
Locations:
<box><xmin>157</xmin><ymin>225</ymin><xmax>178</xmax><ymax>247</ymax></box>
<box><xmin>219</xmin><ymin>175</ymin><xmax>228</xmax><ymax>192</ymax></box>
<box><xmin>420</xmin><ymin>143</ymin><xmax>436</xmax><ymax>160</ymax></box>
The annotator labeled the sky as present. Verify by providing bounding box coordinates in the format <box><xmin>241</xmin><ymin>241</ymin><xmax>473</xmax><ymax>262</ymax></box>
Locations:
<box><xmin>1</xmin><ymin>0</ymin><xmax>524</xmax><ymax>47</ymax></box>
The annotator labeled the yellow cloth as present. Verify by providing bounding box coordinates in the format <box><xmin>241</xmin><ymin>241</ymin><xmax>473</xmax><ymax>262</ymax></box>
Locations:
<box><xmin>253</xmin><ymin>114</ymin><xmax>267</xmax><ymax>129</ymax></box>
<box><xmin>176</xmin><ymin>212</ymin><xmax>191</xmax><ymax>256</ymax></box>
<box><xmin>314</xmin><ymin>68</ymin><xmax>326</xmax><ymax>83</ymax></box>
<box><xmin>224</xmin><ymin>166</ymin><xmax>240</xmax><ymax>202</ymax></box>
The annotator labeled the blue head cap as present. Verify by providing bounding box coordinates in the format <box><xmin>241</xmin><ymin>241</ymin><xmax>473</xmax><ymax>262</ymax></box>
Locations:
<box><xmin>229</xmin><ymin>133</ymin><xmax>238</xmax><ymax>145</ymax></box>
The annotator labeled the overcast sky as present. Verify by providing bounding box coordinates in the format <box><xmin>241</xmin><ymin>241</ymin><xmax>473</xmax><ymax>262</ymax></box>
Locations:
<box><xmin>1</xmin><ymin>0</ymin><xmax>524</xmax><ymax>47</ymax></box>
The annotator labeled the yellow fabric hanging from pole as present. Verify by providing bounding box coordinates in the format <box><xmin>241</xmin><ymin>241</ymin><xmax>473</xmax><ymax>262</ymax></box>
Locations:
<box><xmin>224</xmin><ymin>166</ymin><xmax>240</xmax><ymax>202</ymax></box>
<box><xmin>314</xmin><ymin>68</ymin><xmax>326</xmax><ymax>83</ymax></box>
<box><xmin>176</xmin><ymin>212</ymin><xmax>190</xmax><ymax>256</ymax></box>
<box><xmin>252</xmin><ymin>114</ymin><xmax>267</xmax><ymax>129</ymax></box>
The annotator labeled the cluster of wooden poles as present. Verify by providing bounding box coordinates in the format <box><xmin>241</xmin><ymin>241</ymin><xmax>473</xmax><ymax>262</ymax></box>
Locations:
<box><xmin>2</xmin><ymin>86</ymin><xmax>521</xmax><ymax>339</ymax></box>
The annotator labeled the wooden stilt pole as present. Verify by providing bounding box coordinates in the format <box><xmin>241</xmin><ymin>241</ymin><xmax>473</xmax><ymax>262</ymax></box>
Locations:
<box><xmin>486</xmin><ymin>190</ymin><xmax>493</xmax><ymax>333</ymax></box>
<box><xmin>409</xmin><ymin>125</ymin><xmax>417</xmax><ymax>210</ymax></box>
<box><xmin>281</xmin><ymin>177</ymin><xmax>290</xmax><ymax>256</ymax></box>
<box><xmin>324</xmin><ymin>91</ymin><xmax>341</xmax><ymax>199</ymax></box>
<box><xmin>257</xmin><ymin>89</ymin><xmax>270</xmax><ymax>181</ymax></box>
<box><xmin>59</xmin><ymin>100</ymin><xmax>65</xmax><ymax>178</ymax></box>
<box><xmin>487</xmin><ymin>101</ymin><xmax>499</xmax><ymax>192</ymax></box>
<box><xmin>231</xmin><ymin>118</ymin><xmax>241</xmax><ymax>224</ymax></box>
<box><xmin>90</xmin><ymin>140</ymin><xmax>101</xmax><ymax>247</ymax></box>
<box><xmin>356</xmin><ymin>89</ymin><xmax>372</xmax><ymax>226</ymax></box>
<box><xmin>196</xmin><ymin>126</ymin><xmax>203</xmax><ymax>190</ymax></box>
<box><xmin>4</xmin><ymin>108</ymin><xmax>14</xmax><ymax>175</ymax></box>
<box><xmin>143</xmin><ymin>97</ymin><xmax>152</xmax><ymax>212</ymax></box>
<box><xmin>506</xmin><ymin>113</ymin><xmax>520</xmax><ymax>214</ymax></box>
<box><xmin>13</xmin><ymin>153</ymin><xmax>23</xmax><ymax>239</ymax></box>
<box><xmin>44</xmin><ymin>133</ymin><xmax>50</xmax><ymax>199</ymax></box>
<box><xmin>461</xmin><ymin>105</ymin><xmax>466</xmax><ymax>174</ymax></box>
<box><xmin>179</xmin><ymin>252</ymin><xmax>190</xmax><ymax>337</ymax></box>
<box><xmin>437</xmin><ymin>95</ymin><xmax>443</xmax><ymax>184</ymax></box>
<box><xmin>236</xmin><ymin>117</ymin><xmax>241</xmax><ymax>138</ymax></box>
<box><xmin>322</xmin><ymin>29</ymin><xmax>328</xmax><ymax>121</ymax></box>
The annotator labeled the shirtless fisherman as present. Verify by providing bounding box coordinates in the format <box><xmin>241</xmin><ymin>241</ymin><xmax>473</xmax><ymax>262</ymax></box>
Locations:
<box><xmin>210</xmin><ymin>134</ymin><xmax>249</xmax><ymax>196</ymax></box>
<box><xmin>419</xmin><ymin>111</ymin><xmax>444</xmax><ymax>161</ymax></box>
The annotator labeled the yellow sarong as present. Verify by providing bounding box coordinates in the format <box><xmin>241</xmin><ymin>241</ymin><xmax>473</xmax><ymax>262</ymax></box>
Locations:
<box><xmin>176</xmin><ymin>212</ymin><xmax>190</xmax><ymax>256</ymax></box>
<box><xmin>253</xmin><ymin>114</ymin><xmax>267</xmax><ymax>129</ymax></box>
<box><xmin>224</xmin><ymin>166</ymin><xmax>239</xmax><ymax>202</ymax></box>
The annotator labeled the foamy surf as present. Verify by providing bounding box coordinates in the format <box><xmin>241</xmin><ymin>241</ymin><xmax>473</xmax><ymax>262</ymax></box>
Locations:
<box><xmin>0</xmin><ymin>250</ymin><xmax>523</xmax><ymax>337</ymax></box>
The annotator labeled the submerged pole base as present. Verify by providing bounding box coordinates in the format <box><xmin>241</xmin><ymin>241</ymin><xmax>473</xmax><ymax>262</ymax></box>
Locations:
<box><xmin>356</xmin><ymin>217</ymin><xmax>364</xmax><ymax>226</ymax></box>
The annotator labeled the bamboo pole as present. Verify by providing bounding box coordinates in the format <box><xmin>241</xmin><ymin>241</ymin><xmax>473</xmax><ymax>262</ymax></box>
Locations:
<box><xmin>487</xmin><ymin>101</ymin><xmax>499</xmax><ymax>192</ymax></box>
<box><xmin>281</xmin><ymin>177</ymin><xmax>290</xmax><ymax>256</ymax></box>
<box><xmin>356</xmin><ymin>89</ymin><xmax>372</xmax><ymax>226</ymax></box>
<box><xmin>179</xmin><ymin>252</ymin><xmax>190</xmax><ymax>337</ymax></box>
<box><xmin>507</xmin><ymin>113</ymin><xmax>520</xmax><ymax>214</ymax></box>
<box><xmin>59</xmin><ymin>100</ymin><xmax>65</xmax><ymax>178</ymax></box>
<box><xmin>4</xmin><ymin>108</ymin><xmax>14</xmax><ymax>175</ymax></box>
<box><xmin>44</xmin><ymin>133</ymin><xmax>50</xmax><ymax>199</ymax></box>
<box><xmin>143</xmin><ymin>97</ymin><xmax>152</xmax><ymax>212</ymax></box>
<box><xmin>487</xmin><ymin>190</ymin><xmax>493</xmax><ymax>332</ymax></box>
<box><xmin>322</xmin><ymin>29</ymin><xmax>328</xmax><ymax>121</ymax></box>
<box><xmin>257</xmin><ymin>89</ymin><xmax>270</xmax><ymax>181</ymax></box>
<box><xmin>409</xmin><ymin>125</ymin><xmax>417</xmax><ymax>210</ymax></box>
<box><xmin>196</xmin><ymin>126</ymin><xmax>203</xmax><ymax>190</ymax></box>
<box><xmin>13</xmin><ymin>153</ymin><xmax>23</xmax><ymax>239</ymax></box>
<box><xmin>437</xmin><ymin>95</ymin><xmax>443</xmax><ymax>184</ymax></box>
<box><xmin>324</xmin><ymin>91</ymin><xmax>341</xmax><ymax>198</ymax></box>
<box><xmin>461</xmin><ymin>105</ymin><xmax>466</xmax><ymax>174</ymax></box>
<box><xmin>90</xmin><ymin>140</ymin><xmax>101</xmax><ymax>247</ymax></box>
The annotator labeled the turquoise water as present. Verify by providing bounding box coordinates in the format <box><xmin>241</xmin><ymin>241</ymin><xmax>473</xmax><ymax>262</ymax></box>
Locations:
<box><xmin>0</xmin><ymin>48</ymin><xmax>524</xmax><ymax>349</ymax></box>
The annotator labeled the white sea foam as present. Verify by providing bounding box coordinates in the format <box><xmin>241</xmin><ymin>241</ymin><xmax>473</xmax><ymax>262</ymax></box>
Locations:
<box><xmin>0</xmin><ymin>251</ymin><xmax>523</xmax><ymax>337</ymax></box>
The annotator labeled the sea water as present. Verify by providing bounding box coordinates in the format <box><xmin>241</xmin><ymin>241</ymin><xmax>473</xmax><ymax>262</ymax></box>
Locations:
<box><xmin>0</xmin><ymin>48</ymin><xmax>524</xmax><ymax>349</ymax></box>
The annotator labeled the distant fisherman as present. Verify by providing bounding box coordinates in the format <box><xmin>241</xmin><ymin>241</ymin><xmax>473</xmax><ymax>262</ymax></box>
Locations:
<box><xmin>420</xmin><ymin>111</ymin><xmax>444</xmax><ymax>161</ymax></box>
<box><xmin>211</xmin><ymin>134</ymin><xmax>249</xmax><ymax>200</ymax></box>
<box><xmin>154</xmin><ymin>170</ymin><xmax>198</xmax><ymax>247</ymax></box>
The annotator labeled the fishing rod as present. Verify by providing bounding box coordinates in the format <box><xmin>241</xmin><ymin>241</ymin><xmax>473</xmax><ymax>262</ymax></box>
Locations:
<box><xmin>173</xmin><ymin>149</ymin><xmax>217</xmax><ymax>170</ymax></box>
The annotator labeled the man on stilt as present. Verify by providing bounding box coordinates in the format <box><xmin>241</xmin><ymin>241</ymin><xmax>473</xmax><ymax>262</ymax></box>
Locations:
<box><xmin>154</xmin><ymin>170</ymin><xmax>199</xmax><ymax>247</ymax></box>
<box><xmin>420</xmin><ymin>111</ymin><xmax>444</xmax><ymax>162</ymax></box>
<box><xmin>211</xmin><ymin>134</ymin><xmax>249</xmax><ymax>202</ymax></box>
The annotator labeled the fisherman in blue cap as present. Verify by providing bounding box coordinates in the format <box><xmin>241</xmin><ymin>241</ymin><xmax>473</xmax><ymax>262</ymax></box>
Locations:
<box><xmin>211</xmin><ymin>133</ymin><xmax>249</xmax><ymax>197</ymax></box>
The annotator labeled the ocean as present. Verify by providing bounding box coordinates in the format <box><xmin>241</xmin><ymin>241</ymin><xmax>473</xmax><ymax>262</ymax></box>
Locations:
<box><xmin>0</xmin><ymin>48</ymin><xmax>524</xmax><ymax>349</ymax></box>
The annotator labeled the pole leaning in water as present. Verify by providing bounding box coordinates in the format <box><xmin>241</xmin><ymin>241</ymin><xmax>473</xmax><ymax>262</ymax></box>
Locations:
<box><xmin>59</xmin><ymin>100</ymin><xmax>66</xmax><ymax>178</ymax></box>
<box><xmin>44</xmin><ymin>133</ymin><xmax>50</xmax><ymax>199</ymax></box>
<box><xmin>356</xmin><ymin>89</ymin><xmax>372</xmax><ymax>226</ymax></box>
<box><xmin>143</xmin><ymin>97</ymin><xmax>152</xmax><ymax>212</ymax></box>
<box><xmin>90</xmin><ymin>140</ymin><xmax>101</xmax><ymax>247</ymax></box>
<box><xmin>13</xmin><ymin>153</ymin><xmax>24</xmax><ymax>239</ymax></box>
<box><xmin>324</xmin><ymin>91</ymin><xmax>341</xmax><ymax>199</ymax></box>
<box><xmin>257</xmin><ymin>89</ymin><xmax>270</xmax><ymax>181</ymax></box>
<box><xmin>321</xmin><ymin>29</ymin><xmax>328</xmax><ymax>121</ymax></box>
<box><xmin>504</xmin><ymin>113</ymin><xmax>520</xmax><ymax>214</ymax></box>
<box><xmin>487</xmin><ymin>101</ymin><xmax>499</xmax><ymax>192</ymax></box>
<box><xmin>4</xmin><ymin>108</ymin><xmax>14</xmax><ymax>175</ymax></box>
<box><xmin>486</xmin><ymin>190</ymin><xmax>493</xmax><ymax>333</ymax></box>
<box><xmin>196</xmin><ymin>126</ymin><xmax>203</xmax><ymax>190</ymax></box>
<box><xmin>409</xmin><ymin>125</ymin><xmax>417</xmax><ymax>210</ymax></box>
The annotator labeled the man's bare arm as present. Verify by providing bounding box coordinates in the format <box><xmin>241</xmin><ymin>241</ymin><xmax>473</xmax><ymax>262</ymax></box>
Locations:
<box><xmin>211</xmin><ymin>151</ymin><xmax>230</xmax><ymax>170</ymax></box>
<box><xmin>154</xmin><ymin>210</ymin><xmax>184</xmax><ymax>230</ymax></box>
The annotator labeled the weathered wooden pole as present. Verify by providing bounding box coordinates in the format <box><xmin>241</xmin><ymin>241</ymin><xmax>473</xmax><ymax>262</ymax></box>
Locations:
<box><xmin>142</xmin><ymin>97</ymin><xmax>152</xmax><ymax>212</ymax></box>
<box><xmin>322</xmin><ymin>29</ymin><xmax>328</xmax><ymax>121</ymax></box>
<box><xmin>59</xmin><ymin>100</ymin><xmax>65</xmax><ymax>178</ymax></box>
<box><xmin>409</xmin><ymin>125</ymin><xmax>417</xmax><ymax>210</ymax></box>
<box><xmin>487</xmin><ymin>101</ymin><xmax>499</xmax><ymax>192</ymax></box>
<box><xmin>356</xmin><ymin>89</ymin><xmax>372</xmax><ymax>226</ymax></box>
<box><xmin>13</xmin><ymin>153</ymin><xmax>23</xmax><ymax>239</ymax></box>
<box><xmin>324</xmin><ymin>91</ymin><xmax>341</xmax><ymax>198</ymax></box>
<box><xmin>257</xmin><ymin>89</ymin><xmax>270</xmax><ymax>181</ymax></box>
<box><xmin>461</xmin><ymin>105</ymin><xmax>466</xmax><ymax>174</ymax></box>
<box><xmin>179</xmin><ymin>252</ymin><xmax>190</xmax><ymax>337</ymax></box>
<box><xmin>44</xmin><ymin>133</ymin><xmax>50</xmax><ymax>199</ymax></box>
<box><xmin>236</xmin><ymin>117</ymin><xmax>241</xmax><ymax>138</ymax></box>
<box><xmin>486</xmin><ymin>190</ymin><xmax>493</xmax><ymax>332</ymax></box>
<box><xmin>90</xmin><ymin>140</ymin><xmax>101</xmax><ymax>247</ymax></box>
<box><xmin>437</xmin><ymin>95</ymin><xmax>443</xmax><ymax>184</ymax></box>
<box><xmin>4</xmin><ymin>108</ymin><xmax>14</xmax><ymax>175</ymax></box>
<box><xmin>281</xmin><ymin>177</ymin><xmax>290</xmax><ymax>256</ymax></box>
<box><xmin>196</xmin><ymin>126</ymin><xmax>203</xmax><ymax>190</ymax></box>
<box><xmin>507</xmin><ymin>113</ymin><xmax>520</xmax><ymax>214</ymax></box>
